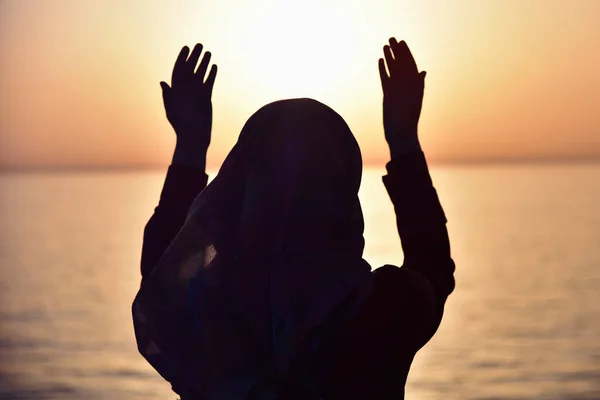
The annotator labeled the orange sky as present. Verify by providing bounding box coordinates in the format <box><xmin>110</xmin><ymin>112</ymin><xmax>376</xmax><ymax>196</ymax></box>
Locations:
<box><xmin>0</xmin><ymin>0</ymin><xmax>599</xmax><ymax>169</ymax></box>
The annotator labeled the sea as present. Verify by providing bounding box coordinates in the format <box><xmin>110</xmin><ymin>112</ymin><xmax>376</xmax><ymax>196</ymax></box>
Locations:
<box><xmin>0</xmin><ymin>163</ymin><xmax>599</xmax><ymax>400</ymax></box>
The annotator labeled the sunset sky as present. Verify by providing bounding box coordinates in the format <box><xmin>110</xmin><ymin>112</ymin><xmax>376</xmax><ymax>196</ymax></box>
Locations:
<box><xmin>0</xmin><ymin>0</ymin><xmax>598</xmax><ymax>169</ymax></box>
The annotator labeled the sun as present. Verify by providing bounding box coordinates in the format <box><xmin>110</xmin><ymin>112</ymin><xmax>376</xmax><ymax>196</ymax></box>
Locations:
<box><xmin>224</xmin><ymin>0</ymin><xmax>365</xmax><ymax>101</ymax></box>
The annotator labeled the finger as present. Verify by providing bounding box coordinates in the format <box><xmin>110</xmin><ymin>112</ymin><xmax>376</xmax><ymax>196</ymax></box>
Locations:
<box><xmin>195</xmin><ymin>51</ymin><xmax>212</xmax><ymax>81</ymax></box>
<box><xmin>378</xmin><ymin>58</ymin><xmax>389</xmax><ymax>90</ymax></box>
<box><xmin>419</xmin><ymin>71</ymin><xmax>427</xmax><ymax>91</ymax></box>
<box><xmin>383</xmin><ymin>45</ymin><xmax>396</xmax><ymax>77</ymax></box>
<box><xmin>205</xmin><ymin>64</ymin><xmax>217</xmax><ymax>96</ymax></box>
<box><xmin>172</xmin><ymin>46</ymin><xmax>190</xmax><ymax>86</ymax></box>
<box><xmin>185</xmin><ymin>43</ymin><xmax>203</xmax><ymax>74</ymax></box>
<box><xmin>160</xmin><ymin>81</ymin><xmax>171</xmax><ymax>104</ymax></box>
<box><xmin>389</xmin><ymin>37</ymin><xmax>405</xmax><ymax>72</ymax></box>
<box><xmin>397</xmin><ymin>40</ymin><xmax>418</xmax><ymax>74</ymax></box>
<box><xmin>389</xmin><ymin>37</ymin><xmax>400</xmax><ymax>54</ymax></box>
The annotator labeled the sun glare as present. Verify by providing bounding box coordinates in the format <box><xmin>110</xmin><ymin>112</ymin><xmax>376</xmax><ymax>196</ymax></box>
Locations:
<box><xmin>224</xmin><ymin>0</ymin><xmax>367</xmax><ymax>101</ymax></box>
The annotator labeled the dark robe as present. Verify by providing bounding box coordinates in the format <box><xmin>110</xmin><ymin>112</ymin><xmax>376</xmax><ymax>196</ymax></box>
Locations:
<box><xmin>139</xmin><ymin>148</ymin><xmax>454</xmax><ymax>399</ymax></box>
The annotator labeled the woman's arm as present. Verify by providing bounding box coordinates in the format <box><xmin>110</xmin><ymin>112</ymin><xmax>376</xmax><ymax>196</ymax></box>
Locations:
<box><xmin>140</xmin><ymin>43</ymin><xmax>218</xmax><ymax>278</ymax></box>
<box><xmin>378</xmin><ymin>38</ymin><xmax>455</xmax><ymax>345</ymax></box>
<box><xmin>383</xmin><ymin>152</ymin><xmax>455</xmax><ymax>317</ymax></box>
<box><xmin>140</xmin><ymin>165</ymin><xmax>208</xmax><ymax>278</ymax></box>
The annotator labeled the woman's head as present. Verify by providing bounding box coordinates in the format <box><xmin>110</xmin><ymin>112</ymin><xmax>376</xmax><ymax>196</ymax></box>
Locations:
<box><xmin>237</xmin><ymin>98</ymin><xmax>362</xmax><ymax>189</ymax></box>
<box><xmin>227</xmin><ymin>98</ymin><xmax>364</xmax><ymax>256</ymax></box>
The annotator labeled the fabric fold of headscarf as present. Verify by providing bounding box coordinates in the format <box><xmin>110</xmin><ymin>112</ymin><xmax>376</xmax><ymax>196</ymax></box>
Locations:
<box><xmin>132</xmin><ymin>98</ymin><xmax>373</xmax><ymax>399</ymax></box>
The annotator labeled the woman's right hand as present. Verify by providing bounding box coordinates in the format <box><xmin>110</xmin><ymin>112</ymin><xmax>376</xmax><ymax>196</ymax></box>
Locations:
<box><xmin>160</xmin><ymin>43</ymin><xmax>217</xmax><ymax>169</ymax></box>
<box><xmin>378</xmin><ymin>38</ymin><xmax>426</xmax><ymax>158</ymax></box>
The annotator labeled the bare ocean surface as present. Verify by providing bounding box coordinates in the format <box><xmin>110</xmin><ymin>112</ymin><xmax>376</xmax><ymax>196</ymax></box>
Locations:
<box><xmin>1</xmin><ymin>164</ymin><xmax>599</xmax><ymax>400</ymax></box>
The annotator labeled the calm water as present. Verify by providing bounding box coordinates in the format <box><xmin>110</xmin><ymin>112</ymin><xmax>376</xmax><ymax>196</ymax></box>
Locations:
<box><xmin>1</xmin><ymin>164</ymin><xmax>599</xmax><ymax>400</ymax></box>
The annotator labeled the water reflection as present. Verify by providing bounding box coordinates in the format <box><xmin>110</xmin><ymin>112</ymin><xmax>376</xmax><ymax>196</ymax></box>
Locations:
<box><xmin>1</xmin><ymin>165</ymin><xmax>599</xmax><ymax>399</ymax></box>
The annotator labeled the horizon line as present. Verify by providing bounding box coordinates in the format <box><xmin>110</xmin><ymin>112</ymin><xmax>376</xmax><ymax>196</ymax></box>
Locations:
<box><xmin>2</xmin><ymin>155</ymin><xmax>600</xmax><ymax>173</ymax></box>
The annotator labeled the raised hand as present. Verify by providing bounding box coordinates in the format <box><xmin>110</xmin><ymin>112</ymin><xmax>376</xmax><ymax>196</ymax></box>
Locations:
<box><xmin>378</xmin><ymin>38</ymin><xmax>426</xmax><ymax>158</ymax></box>
<box><xmin>160</xmin><ymin>43</ymin><xmax>217</xmax><ymax>169</ymax></box>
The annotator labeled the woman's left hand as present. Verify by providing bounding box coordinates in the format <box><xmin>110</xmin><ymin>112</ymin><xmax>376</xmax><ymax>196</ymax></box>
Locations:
<box><xmin>161</xmin><ymin>43</ymin><xmax>217</xmax><ymax>169</ymax></box>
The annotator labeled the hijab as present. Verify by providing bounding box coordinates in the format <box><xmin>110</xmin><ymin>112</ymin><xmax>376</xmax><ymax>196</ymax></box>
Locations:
<box><xmin>132</xmin><ymin>98</ymin><xmax>373</xmax><ymax>399</ymax></box>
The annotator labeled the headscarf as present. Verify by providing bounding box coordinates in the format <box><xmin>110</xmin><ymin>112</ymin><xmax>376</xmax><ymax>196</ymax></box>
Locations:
<box><xmin>132</xmin><ymin>98</ymin><xmax>373</xmax><ymax>399</ymax></box>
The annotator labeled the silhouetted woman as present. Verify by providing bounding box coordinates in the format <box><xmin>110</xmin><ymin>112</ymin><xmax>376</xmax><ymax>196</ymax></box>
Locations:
<box><xmin>133</xmin><ymin>38</ymin><xmax>455</xmax><ymax>400</ymax></box>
